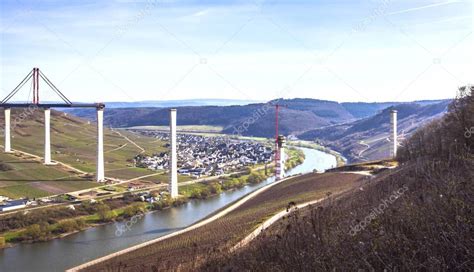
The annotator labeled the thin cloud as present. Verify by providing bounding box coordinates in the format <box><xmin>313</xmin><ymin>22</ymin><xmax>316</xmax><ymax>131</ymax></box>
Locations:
<box><xmin>192</xmin><ymin>9</ymin><xmax>212</xmax><ymax>17</ymax></box>
<box><xmin>410</xmin><ymin>15</ymin><xmax>471</xmax><ymax>27</ymax></box>
<box><xmin>387</xmin><ymin>0</ymin><xmax>461</xmax><ymax>16</ymax></box>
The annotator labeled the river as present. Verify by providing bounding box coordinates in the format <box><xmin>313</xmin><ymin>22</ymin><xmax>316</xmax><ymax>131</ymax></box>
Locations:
<box><xmin>0</xmin><ymin>147</ymin><xmax>336</xmax><ymax>272</ymax></box>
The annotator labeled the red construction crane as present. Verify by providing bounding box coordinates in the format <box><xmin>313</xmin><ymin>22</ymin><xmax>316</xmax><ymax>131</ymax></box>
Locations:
<box><xmin>1</xmin><ymin>67</ymin><xmax>72</xmax><ymax>105</ymax></box>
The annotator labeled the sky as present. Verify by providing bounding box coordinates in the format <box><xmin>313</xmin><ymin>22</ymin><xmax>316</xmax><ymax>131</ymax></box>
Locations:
<box><xmin>0</xmin><ymin>0</ymin><xmax>473</xmax><ymax>103</ymax></box>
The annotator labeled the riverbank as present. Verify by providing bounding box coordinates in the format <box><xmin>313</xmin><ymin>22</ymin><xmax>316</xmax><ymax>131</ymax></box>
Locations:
<box><xmin>74</xmin><ymin>171</ymin><xmax>365</xmax><ymax>271</ymax></box>
<box><xmin>288</xmin><ymin>140</ymin><xmax>346</xmax><ymax>167</ymax></box>
<box><xmin>1</xmin><ymin>147</ymin><xmax>336</xmax><ymax>272</ymax></box>
<box><xmin>0</xmin><ymin>148</ymin><xmax>306</xmax><ymax>248</ymax></box>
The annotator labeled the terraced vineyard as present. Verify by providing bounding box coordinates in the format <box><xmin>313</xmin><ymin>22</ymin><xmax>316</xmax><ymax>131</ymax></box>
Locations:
<box><xmin>84</xmin><ymin>172</ymin><xmax>365</xmax><ymax>271</ymax></box>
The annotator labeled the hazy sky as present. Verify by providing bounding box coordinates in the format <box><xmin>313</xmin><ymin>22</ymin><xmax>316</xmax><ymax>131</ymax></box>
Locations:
<box><xmin>1</xmin><ymin>0</ymin><xmax>473</xmax><ymax>103</ymax></box>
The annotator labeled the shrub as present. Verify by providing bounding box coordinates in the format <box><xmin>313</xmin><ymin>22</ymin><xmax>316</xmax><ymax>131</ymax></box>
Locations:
<box><xmin>153</xmin><ymin>196</ymin><xmax>174</xmax><ymax>210</ymax></box>
<box><xmin>246</xmin><ymin>172</ymin><xmax>266</xmax><ymax>184</ymax></box>
<box><xmin>57</xmin><ymin>220</ymin><xmax>78</xmax><ymax>233</ymax></box>
<box><xmin>123</xmin><ymin>203</ymin><xmax>147</xmax><ymax>218</ymax></box>
<box><xmin>0</xmin><ymin>163</ymin><xmax>13</xmax><ymax>171</ymax></box>
<box><xmin>22</xmin><ymin>223</ymin><xmax>51</xmax><ymax>241</ymax></box>
<box><xmin>24</xmin><ymin>224</ymin><xmax>42</xmax><ymax>240</ymax></box>
<box><xmin>96</xmin><ymin>203</ymin><xmax>116</xmax><ymax>222</ymax></box>
<box><xmin>209</xmin><ymin>183</ymin><xmax>222</xmax><ymax>194</ymax></box>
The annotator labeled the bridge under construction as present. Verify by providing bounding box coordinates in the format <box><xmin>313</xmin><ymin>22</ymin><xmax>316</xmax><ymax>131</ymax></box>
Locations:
<box><xmin>1</xmin><ymin>68</ymin><xmax>180</xmax><ymax>198</ymax></box>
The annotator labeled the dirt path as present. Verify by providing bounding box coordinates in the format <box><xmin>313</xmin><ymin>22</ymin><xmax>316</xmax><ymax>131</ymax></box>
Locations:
<box><xmin>112</xmin><ymin>130</ymin><xmax>145</xmax><ymax>154</ymax></box>
<box><xmin>357</xmin><ymin>136</ymin><xmax>390</xmax><ymax>159</ymax></box>
<box><xmin>232</xmin><ymin>174</ymin><xmax>366</xmax><ymax>251</ymax></box>
<box><xmin>358</xmin><ymin>141</ymin><xmax>370</xmax><ymax>158</ymax></box>
<box><xmin>105</xmin><ymin>143</ymin><xmax>128</xmax><ymax>153</ymax></box>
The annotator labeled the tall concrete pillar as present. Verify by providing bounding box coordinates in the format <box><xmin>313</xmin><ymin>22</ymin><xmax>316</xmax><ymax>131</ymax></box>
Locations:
<box><xmin>4</xmin><ymin>108</ymin><xmax>11</xmax><ymax>153</ymax></box>
<box><xmin>44</xmin><ymin>108</ymin><xmax>52</xmax><ymax>164</ymax></box>
<box><xmin>276</xmin><ymin>135</ymin><xmax>286</xmax><ymax>180</ymax></box>
<box><xmin>96</xmin><ymin>107</ymin><xmax>105</xmax><ymax>182</ymax></box>
<box><xmin>391</xmin><ymin>110</ymin><xmax>398</xmax><ymax>158</ymax></box>
<box><xmin>169</xmin><ymin>109</ymin><xmax>178</xmax><ymax>198</ymax></box>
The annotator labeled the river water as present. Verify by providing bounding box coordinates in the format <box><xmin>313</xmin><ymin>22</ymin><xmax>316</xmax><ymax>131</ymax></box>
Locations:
<box><xmin>0</xmin><ymin>147</ymin><xmax>336</xmax><ymax>272</ymax></box>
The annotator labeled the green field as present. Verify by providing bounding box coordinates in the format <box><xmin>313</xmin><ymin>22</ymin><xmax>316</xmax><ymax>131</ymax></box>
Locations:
<box><xmin>0</xmin><ymin>109</ymin><xmax>170</xmax><ymax>198</ymax></box>
<box><xmin>0</xmin><ymin>152</ymin><xmax>97</xmax><ymax>198</ymax></box>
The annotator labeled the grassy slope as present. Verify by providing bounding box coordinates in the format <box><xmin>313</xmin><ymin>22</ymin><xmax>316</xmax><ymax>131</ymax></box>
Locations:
<box><xmin>84</xmin><ymin>172</ymin><xmax>365</xmax><ymax>271</ymax></box>
<box><xmin>0</xmin><ymin>109</ymin><xmax>168</xmax><ymax>198</ymax></box>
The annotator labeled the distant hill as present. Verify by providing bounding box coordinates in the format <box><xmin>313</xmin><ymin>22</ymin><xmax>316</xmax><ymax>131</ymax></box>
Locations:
<box><xmin>67</xmin><ymin>104</ymin><xmax>331</xmax><ymax>137</ymax></box>
<box><xmin>67</xmin><ymin>98</ymin><xmax>450</xmax><ymax>140</ymax></box>
<box><xmin>299</xmin><ymin>100</ymin><xmax>451</xmax><ymax>162</ymax></box>
<box><xmin>272</xmin><ymin>98</ymin><xmax>354</xmax><ymax>123</ymax></box>
<box><xmin>340</xmin><ymin>99</ymin><xmax>447</xmax><ymax>119</ymax></box>
<box><xmin>78</xmin><ymin>99</ymin><xmax>263</xmax><ymax>109</ymax></box>
<box><xmin>341</xmin><ymin>102</ymin><xmax>398</xmax><ymax>119</ymax></box>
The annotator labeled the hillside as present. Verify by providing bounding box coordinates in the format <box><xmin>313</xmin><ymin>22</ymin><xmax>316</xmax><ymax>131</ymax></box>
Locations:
<box><xmin>76</xmin><ymin>172</ymin><xmax>366</xmax><ymax>271</ymax></box>
<box><xmin>67</xmin><ymin>98</ymin><xmax>449</xmax><ymax>138</ymax></box>
<box><xmin>300</xmin><ymin>100</ymin><xmax>451</xmax><ymax>162</ymax></box>
<box><xmin>201</xmin><ymin>89</ymin><xmax>474</xmax><ymax>271</ymax></box>
<box><xmin>0</xmin><ymin>108</ymin><xmax>168</xmax><ymax>198</ymax></box>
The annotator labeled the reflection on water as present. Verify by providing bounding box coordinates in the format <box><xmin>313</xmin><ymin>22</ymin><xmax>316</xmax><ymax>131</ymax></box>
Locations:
<box><xmin>0</xmin><ymin>147</ymin><xmax>336</xmax><ymax>272</ymax></box>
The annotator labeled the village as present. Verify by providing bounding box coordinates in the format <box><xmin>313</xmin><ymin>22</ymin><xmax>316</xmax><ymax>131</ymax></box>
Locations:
<box><xmin>0</xmin><ymin>132</ymin><xmax>275</xmax><ymax>212</ymax></box>
<box><xmin>133</xmin><ymin>131</ymin><xmax>274</xmax><ymax>177</ymax></box>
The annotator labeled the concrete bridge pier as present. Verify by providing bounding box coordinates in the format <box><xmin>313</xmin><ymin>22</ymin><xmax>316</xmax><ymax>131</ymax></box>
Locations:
<box><xmin>96</xmin><ymin>106</ymin><xmax>105</xmax><ymax>182</ymax></box>
<box><xmin>4</xmin><ymin>108</ymin><xmax>11</xmax><ymax>153</ymax></box>
<box><xmin>276</xmin><ymin>135</ymin><xmax>286</xmax><ymax>180</ymax></box>
<box><xmin>44</xmin><ymin>108</ymin><xmax>52</xmax><ymax>165</ymax></box>
<box><xmin>169</xmin><ymin>109</ymin><xmax>178</xmax><ymax>198</ymax></box>
<box><xmin>391</xmin><ymin>110</ymin><xmax>398</xmax><ymax>158</ymax></box>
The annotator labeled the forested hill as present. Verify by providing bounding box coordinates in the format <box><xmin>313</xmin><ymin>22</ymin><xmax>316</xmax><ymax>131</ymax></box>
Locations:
<box><xmin>66</xmin><ymin>98</ymin><xmax>449</xmax><ymax>138</ymax></box>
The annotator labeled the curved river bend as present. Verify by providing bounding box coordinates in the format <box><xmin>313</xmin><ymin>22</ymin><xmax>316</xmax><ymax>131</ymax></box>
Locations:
<box><xmin>0</xmin><ymin>147</ymin><xmax>336</xmax><ymax>272</ymax></box>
